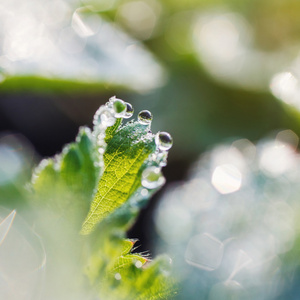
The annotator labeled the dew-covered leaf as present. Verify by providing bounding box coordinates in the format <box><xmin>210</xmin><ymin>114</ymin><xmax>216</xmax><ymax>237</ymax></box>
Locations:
<box><xmin>81</xmin><ymin>122</ymin><xmax>156</xmax><ymax>234</ymax></box>
<box><xmin>26</xmin><ymin>98</ymin><xmax>175</xmax><ymax>299</ymax></box>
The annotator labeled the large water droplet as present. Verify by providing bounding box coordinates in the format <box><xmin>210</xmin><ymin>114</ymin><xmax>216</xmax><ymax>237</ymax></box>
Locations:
<box><xmin>112</xmin><ymin>98</ymin><xmax>127</xmax><ymax>118</ymax></box>
<box><xmin>124</xmin><ymin>102</ymin><xmax>134</xmax><ymax>119</ymax></box>
<box><xmin>138</xmin><ymin>110</ymin><xmax>153</xmax><ymax>125</ymax></box>
<box><xmin>155</xmin><ymin>131</ymin><xmax>173</xmax><ymax>151</ymax></box>
<box><xmin>142</xmin><ymin>166</ymin><xmax>165</xmax><ymax>189</ymax></box>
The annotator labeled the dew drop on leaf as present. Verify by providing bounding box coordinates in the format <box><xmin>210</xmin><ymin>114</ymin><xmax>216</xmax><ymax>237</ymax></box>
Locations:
<box><xmin>141</xmin><ymin>188</ymin><xmax>149</xmax><ymax>197</ymax></box>
<box><xmin>157</xmin><ymin>151</ymin><xmax>168</xmax><ymax>167</ymax></box>
<box><xmin>124</xmin><ymin>102</ymin><xmax>134</xmax><ymax>119</ymax></box>
<box><xmin>135</xmin><ymin>260</ymin><xmax>143</xmax><ymax>268</ymax></box>
<box><xmin>100</xmin><ymin>109</ymin><xmax>116</xmax><ymax>126</ymax></box>
<box><xmin>94</xmin><ymin>107</ymin><xmax>116</xmax><ymax>127</ymax></box>
<box><xmin>142</xmin><ymin>166</ymin><xmax>165</xmax><ymax>189</ymax></box>
<box><xmin>98</xmin><ymin>148</ymin><xmax>105</xmax><ymax>154</ymax></box>
<box><xmin>155</xmin><ymin>131</ymin><xmax>173</xmax><ymax>151</ymax></box>
<box><xmin>138</xmin><ymin>110</ymin><xmax>153</xmax><ymax>125</ymax></box>
<box><xmin>112</xmin><ymin>98</ymin><xmax>127</xmax><ymax>118</ymax></box>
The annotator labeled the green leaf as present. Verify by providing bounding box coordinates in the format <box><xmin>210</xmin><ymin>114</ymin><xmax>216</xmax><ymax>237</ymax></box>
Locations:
<box><xmin>84</xmin><ymin>229</ymin><xmax>175</xmax><ymax>300</ymax></box>
<box><xmin>27</xmin><ymin>98</ymin><xmax>175</xmax><ymax>299</ymax></box>
<box><xmin>105</xmin><ymin>117</ymin><xmax>123</xmax><ymax>144</ymax></box>
<box><xmin>81</xmin><ymin>122</ymin><xmax>156</xmax><ymax>234</ymax></box>
<box><xmin>32</xmin><ymin>127</ymin><xmax>99</xmax><ymax>228</ymax></box>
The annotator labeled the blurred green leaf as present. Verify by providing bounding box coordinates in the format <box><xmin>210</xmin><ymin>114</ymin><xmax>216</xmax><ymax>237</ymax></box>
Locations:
<box><xmin>32</xmin><ymin>126</ymin><xmax>99</xmax><ymax>228</ymax></box>
<box><xmin>0</xmin><ymin>2</ymin><xmax>165</xmax><ymax>93</ymax></box>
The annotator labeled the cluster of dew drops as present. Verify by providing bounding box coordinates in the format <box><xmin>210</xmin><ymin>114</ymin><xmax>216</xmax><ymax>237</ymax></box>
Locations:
<box><xmin>93</xmin><ymin>96</ymin><xmax>173</xmax><ymax>191</ymax></box>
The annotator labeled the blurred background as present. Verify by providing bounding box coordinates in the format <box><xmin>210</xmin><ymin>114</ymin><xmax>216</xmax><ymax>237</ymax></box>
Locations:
<box><xmin>2</xmin><ymin>0</ymin><xmax>300</xmax><ymax>298</ymax></box>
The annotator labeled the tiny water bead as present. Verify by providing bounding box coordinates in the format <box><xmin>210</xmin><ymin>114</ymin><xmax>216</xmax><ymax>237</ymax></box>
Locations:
<box><xmin>108</xmin><ymin>95</ymin><xmax>117</xmax><ymax>107</ymax></box>
<box><xmin>156</xmin><ymin>151</ymin><xmax>168</xmax><ymax>167</ymax></box>
<box><xmin>98</xmin><ymin>148</ymin><xmax>105</xmax><ymax>154</ymax></box>
<box><xmin>112</xmin><ymin>98</ymin><xmax>127</xmax><ymax>118</ymax></box>
<box><xmin>142</xmin><ymin>166</ymin><xmax>165</xmax><ymax>189</ymax></box>
<box><xmin>138</xmin><ymin>110</ymin><xmax>153</xmax><ymax>125</ymax></box>
<box><xmin>124</xmin><ymin>102</ymin><xmax>134</xmax><ymax>119</ymax></box>
<box><xmin>155</xmin><ymin>131</ymin><xmax>173</xmax><ymax>151</ymax></box>
<box><xmin>135</xmin><ymin>260</ymin><xmax>143</xmax><ymax>268</ymax></box>
<box><xmin>141</xmin><ymin>188</ymin><xmax>149</xmax><ymax>197</ymax></box>
<box><xmin>94</xmin><ymin>108</ymin><xmax>116</xmax><ymax>127</ymax></box>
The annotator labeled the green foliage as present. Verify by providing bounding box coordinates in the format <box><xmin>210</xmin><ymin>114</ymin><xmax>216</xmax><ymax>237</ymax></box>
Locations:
<box><xmin>27</xmin><ymin>99</ymin><xmax>175</xmax><ymax>299</ymax></box>
<box><xmin>82</xmin><ymin>122</ymin><xmax>156</xmax><ymax>234</ymax></box>
<box><xmin>32</xmin><ymin>127</ymin><xmax>99</xmax><ymax>228</ymax></box>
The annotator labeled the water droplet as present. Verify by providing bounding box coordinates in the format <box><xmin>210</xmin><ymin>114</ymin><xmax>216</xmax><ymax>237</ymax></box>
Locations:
<box><xmin>141</xmin><ymin>188</ymin><xmax>149</xmax><ymax>197</ymax></box>
<box><xmin>135</xmin><ymin>260</ymin><xmax>143</xmax><ymax>268</ymax></box>
<box><xmin>97</xmin><ymin>139</ymin><xmax>106</xmax><ymax>147</ymax></box>
<box><xmin>138</xmin><ymin>110</ymin><xmax>153</xmax><ymax>125</ymax></box>
<box><xmin>108</xmin><ymin>96</ymin><xmax>116</xmax><ymax>107</ymax></box>
<box><xmin>124</xmin><ymin>102</ymin><xmax>134</xmax><ymax>119</ymax></box>
<box><xmin>114</xmin><ymin>273</ymin><xmax>122</xmax><ymax>280</ymax></box>
<box><xmin>98</xmin><ymin>148</ymin><xmax>105</xmax><ymax>154</ymax></box>
<box><xmin>155</xmin><ymin>132</ymin><xmax>173</xmax><ymax>151</ymax></box>
<box><xmin>142</xmin><ymin>166</ymin><xmax>165</xmax><ymax>189</ymax></box>
<box><xmin>151</xmin><ymin>151</ymin><xmax>168</xmax><ymax>167</ymax></box>
<box><xmin>99</xmin><ymin>109</ymin><xmax>116</xmax><ymax>126</ymax></box>
<box><xmin>157</xmin><ymin>151</ymin><xmax>168</xmax><ymax>167</ymax></box>
<box><xmin>112</xmin><ymin>98</ymin><xmax>127</xmax><ymax>118</ymax></box>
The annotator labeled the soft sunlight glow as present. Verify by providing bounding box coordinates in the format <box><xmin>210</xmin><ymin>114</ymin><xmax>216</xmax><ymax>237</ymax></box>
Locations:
<box><xmin>259</xmin><ymin>142</ymin><xmax>297</xmax><ymax>176</ymax></box>
<box><xmin>270</xmin><ymin>72</ymin><xmax>300</xmax><ymax>107</ymax></box>
<box><xmin>117</xmin><ymin>0</ymin><xmax>160</xmax><ymax>40</ymax></box>
<box><xmin>155</xmin><ymin>136</ymin><xmax>300</xmax><ymax>299</ymax></box>
<box><xmin>211</xmin><ymin>164</ymin><xmax>242</xmax><ymax>194</ymax></box>
<box><xmin>0</xmin><ymin>208</ymin><xmax>46</xmax><ymax>299</ymax></box>
<box><xmin>0</xmin><ymin>0</ymin><xmax>165</xmax><ymax>91</ymax></box>
<box><xmin>0</xmin><ymin>210</ymin><xmax>16</xmax><ymax>245</ymax></box>
<box><xmin>0</xmin><ymin>145</ymin><xmax>23</xmax><ymax>185</ymax></box>
<box><xmin>185</xmin><ymin>233</ymin><xmax>224</xmax><ymax>271</ymax></box>
<box><xmin>193</xmin><ymin>11</ymin><xmax>287</xmax><ymax>89</ymax></box>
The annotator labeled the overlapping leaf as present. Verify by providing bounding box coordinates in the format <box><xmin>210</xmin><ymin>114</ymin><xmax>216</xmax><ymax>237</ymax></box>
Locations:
<box><xmin>32</xmin><ymin>127</ymin><xmax>99</xmax><ymax>228</ymax></box>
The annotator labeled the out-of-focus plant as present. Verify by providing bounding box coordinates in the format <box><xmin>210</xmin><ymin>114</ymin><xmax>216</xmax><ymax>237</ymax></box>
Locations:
<box><xmin>155</xmin><ymin>130</ymin><xmax>300</xmax><ymax>299</ymax></box>
<box><xmin>0</xmin><ymin>97</ymin><xmax>175</xmax><ymax>299</ymax></box>
<box><xmin>0</xmin><ymin>0</ymin><xmax>165</xmax><ymax>93</ymax></box>
<box><xmin>3</xmin><ymin>0</ymin><xmax>300</xmax><ymax>161</ymax></box>
<box><xmin>3</xmin><ymin>1</ymin><xmax>300</xmax><ymax>298</ymax></box>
